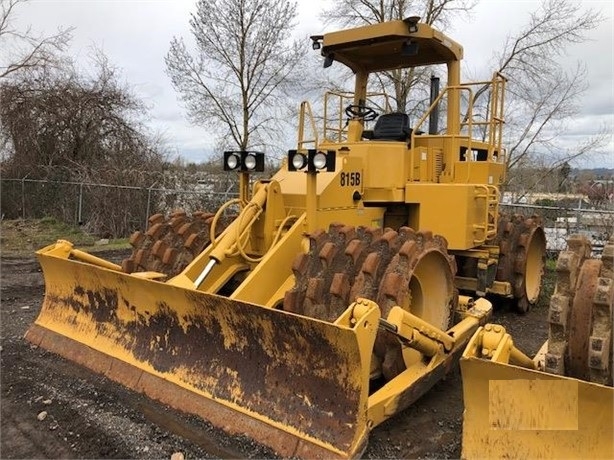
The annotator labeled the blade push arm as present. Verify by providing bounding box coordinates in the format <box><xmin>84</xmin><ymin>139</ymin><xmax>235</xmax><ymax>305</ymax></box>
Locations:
<box><xmin>194</xmin><ymin>182</ymin><xmax>270</xmax><ymax>288</ymax></box>
<box><xmin>379</xmin><ymin>297</ymin><xmax>492</xmax><ymax>356</ymax></box>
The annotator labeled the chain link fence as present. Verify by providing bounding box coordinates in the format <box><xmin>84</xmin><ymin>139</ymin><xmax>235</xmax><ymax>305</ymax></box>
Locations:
<box><xmin>500</xmin><ymin>202</ymin><xmax>613</xmax><ymax>257</ymax></box>
<box><xmin>1</xmin><ymin>178</ymin><xmax>238</xmax><ymax>237</ymax></box>
<box><xmin>2</xmin><ymin>178</ymin><xmax>612</xmax><ymax>252</ymax></box>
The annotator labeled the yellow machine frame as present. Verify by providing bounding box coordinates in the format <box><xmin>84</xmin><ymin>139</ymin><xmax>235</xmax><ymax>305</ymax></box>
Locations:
<box><xmin>166</xmin><ymin>19</ymin><xmax>511</xmax><ymax>305</ymax></box>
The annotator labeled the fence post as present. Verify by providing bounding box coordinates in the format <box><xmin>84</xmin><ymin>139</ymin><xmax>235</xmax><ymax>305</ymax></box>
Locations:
<box><xmin>576</xmin><ymin>198</ymin><xmax>582</xmax><ymax>233</ymax></box>
<box><xmin>145</xmin><ymin>182</ymin><xmax>157</xmax><ymax>230</ymax></box>
<box><xmin>77</xmin><ymin>182</ymin><xmax>84</xmax><ymax>225</ymax></box>
<box><xmin>21</xmin><ymin>174</ymin><xmax>29</xmax><ymax>219</ymax></box>
<box><xmin>223</xmin><ymin>183</ymin><xmax>235</xmax><ymax>200</ymax></box>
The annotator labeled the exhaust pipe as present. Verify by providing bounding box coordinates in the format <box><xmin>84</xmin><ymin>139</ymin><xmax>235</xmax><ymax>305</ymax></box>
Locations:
<box><xmin>429</xmin><ymin>75</ymin><xmax>440</xmax><ymax>135</ymax></box>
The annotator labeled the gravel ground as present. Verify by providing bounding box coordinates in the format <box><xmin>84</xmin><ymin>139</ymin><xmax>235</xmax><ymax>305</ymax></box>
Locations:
<box><xmin>0</xmin><ymin>250</ymin><xmax>550</xmax><ymax>459</ymax></box>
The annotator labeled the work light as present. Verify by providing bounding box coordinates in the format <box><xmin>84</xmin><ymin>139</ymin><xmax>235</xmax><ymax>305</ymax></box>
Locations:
<box><xmin>223</xmin><ymin>151</ymin><xmax>265</xmax><ymax>172</ymax></box>
<box><xmin>287</xmin><ymin>149</ymin><xmax>336</xmax><ymax>173</ymax></box>
<box><xmin>312</xmin><ymin>152</ymin><xmax>328</xmax><ymax>170</ymax></box>
<box><xmin>291</xmin><ymin>152</ymin><xmax>307</xmax><ymax>170</ymax></box>
<box><xmin>225</xmin><ymin>153</ymin><xmax>239</xmax><ymax>170</ymax></box>
<box><xmin>244</xmin><ymin>153</ymin><xmax>257</xmax><ymax>170</ymax></box>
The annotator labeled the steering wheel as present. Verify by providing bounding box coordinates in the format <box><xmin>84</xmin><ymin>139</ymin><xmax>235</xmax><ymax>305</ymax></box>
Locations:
<box><xmin>345</xmin><ymin>104</ymin><xmax>379</xmax><ymax>121</ymax></box>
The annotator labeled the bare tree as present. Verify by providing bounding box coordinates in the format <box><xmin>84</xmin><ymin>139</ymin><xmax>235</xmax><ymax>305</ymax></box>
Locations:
<box><xmin>165</xmin><ymin>0</ymin><xmax>303</xmax><ymax>152</ymax></box>
<box><xmin>0</xmin><ymin>0</ymin><xmax>72</xmax><ymax>79</ymax></box>
<box><xmin>322</xmin><ymin>0</ymin><xmax>475</xmax><ymax>27</ymax></box>
<box><xmin>0</xmin><ymin>50</ymin><xmax>169</xmax><ymax>236</ymax></box>
<box><xmin>320</xmin><ymin>0</ymin><xmax>476</xmax><ymax>115</ymax></box>
<box><xmin>0</xmin><ymin>51</ymin><xmax>164</xmax><ymax>180</ymax></box>
<box><xmin>485</xmin><ymin>0</ymin><xmax>606</xmax><ymax>187</ymax></box>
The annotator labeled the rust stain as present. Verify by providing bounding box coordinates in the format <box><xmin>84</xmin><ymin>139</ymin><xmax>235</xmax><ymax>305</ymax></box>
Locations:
<box><xmin>42</xmin><ymin>276</ymin><xmax>363</xmax><ymax>450</ymax></box>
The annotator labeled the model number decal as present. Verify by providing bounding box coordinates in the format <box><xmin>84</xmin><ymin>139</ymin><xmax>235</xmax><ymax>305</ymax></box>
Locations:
<box><xmin>340</xmin><ymin>172</ymin><xmax>361</xmax><ymax>187</ymax></box>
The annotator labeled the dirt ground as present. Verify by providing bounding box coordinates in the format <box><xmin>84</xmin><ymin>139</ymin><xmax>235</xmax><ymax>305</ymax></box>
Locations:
<box><xmin>0</xmin><ymin>249</ymin><xmax>550</xmax><ymax>459</ymax></box>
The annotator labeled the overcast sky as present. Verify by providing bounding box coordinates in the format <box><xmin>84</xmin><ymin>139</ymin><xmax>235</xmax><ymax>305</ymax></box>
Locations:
<box><xmin>8</xmin><ymin>0</ymin><xmax>614</xmax><ymax>167</ymax></box>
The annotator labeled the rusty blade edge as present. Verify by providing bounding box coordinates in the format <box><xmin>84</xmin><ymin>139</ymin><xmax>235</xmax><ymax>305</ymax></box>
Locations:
<box><xmin>25</xmin><ymin>323</ymin><xmax>366</xmax><ymax>460</ymax></box>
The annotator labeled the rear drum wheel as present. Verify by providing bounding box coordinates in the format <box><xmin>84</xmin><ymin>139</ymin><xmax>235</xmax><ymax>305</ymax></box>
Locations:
<box><xmin>495</xmin><ymin>213</ymin><xmax>546</xmax><ymax>313</ymax></box>
<box><xmin>545</xmin><ymin>235</ymin><xmax>591</xmax><ymax>376</ymax></box>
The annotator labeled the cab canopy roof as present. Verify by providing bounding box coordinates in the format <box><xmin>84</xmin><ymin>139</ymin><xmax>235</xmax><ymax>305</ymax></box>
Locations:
<box><xmin>317</xmin><ymin>19</ymin><xmax>463</xmax><ymax>73</ymax></box>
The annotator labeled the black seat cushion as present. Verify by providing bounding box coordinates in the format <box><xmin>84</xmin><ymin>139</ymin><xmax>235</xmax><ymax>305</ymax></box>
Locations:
<box><xmin>373</xmin><ymin>112</ymin><xmax>411</xmax><ymax>141</ymax></box>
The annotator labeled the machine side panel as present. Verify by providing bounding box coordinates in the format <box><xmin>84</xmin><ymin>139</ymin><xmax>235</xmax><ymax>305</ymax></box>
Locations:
<box><xmin>405</xmin><ymin>183</ymin><xmax>486</xmax><ymax>250</ymax></box>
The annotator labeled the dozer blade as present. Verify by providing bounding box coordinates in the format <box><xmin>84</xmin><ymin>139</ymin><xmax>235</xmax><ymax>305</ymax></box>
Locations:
<box><xmin>460</xmin><ymin>357</ymin><xmax>614</xmax><ymax>459</ymax></box>
<box><xmin>26</xmin><ymin>245</ymin><xmax>379</xmax><ymax>459</ymax></box>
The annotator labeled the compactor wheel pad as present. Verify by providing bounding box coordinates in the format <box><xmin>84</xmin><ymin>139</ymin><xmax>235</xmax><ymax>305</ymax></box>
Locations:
<box><xmin>494</xmin><ymin>213</ymin><xmax>546</xmax><ymax>312</ymax></box>
<box><xmin>122</xmin><ymin>211</ymin><xmax>221</xmax><ymax>277</ymax></box>
<box><xmin>284</xmin><ymin>224</ymin><xmax>380</xmax><ymax>320</ymax></box>
<box><xmin>284</xmin><ymin>224</ymin><xmax>456</xmax><ymax>381</ymax></box>
<box><xmin>588</xmin><ymin>237</ymin><xmax>614</xmax><ymax>386</ymax></box>
<box><xmin>551</xmin><ymin>237</ymin><xmax>614</xmax><ymax>386</ymax></box>
<box><xmin>546</xmin><ymin>235</ymin><xmax>591</xmax><ymax>376</ymax></box>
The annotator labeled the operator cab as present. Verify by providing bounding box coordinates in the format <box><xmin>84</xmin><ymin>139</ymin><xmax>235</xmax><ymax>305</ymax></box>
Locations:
<box><xmin>311</xmin><ymin>17</ymin><xmax>463</xmax><ymax>147</ymax></box>
<box><xmin>300</xmin><ymin>17</ymin><xmax>507</xmax><ymax>189</ymax></box>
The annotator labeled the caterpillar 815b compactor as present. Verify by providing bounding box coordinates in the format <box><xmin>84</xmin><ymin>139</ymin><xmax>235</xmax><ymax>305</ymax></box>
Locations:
<box><xmin>27</xmin><ymin>18</ymin><xmax>546</xmax><ymax>458</ymax></box>
<box><xmin>461</xmin><ymin>235</ymin><xmax>613</xmax><ymax>459</ymax></box>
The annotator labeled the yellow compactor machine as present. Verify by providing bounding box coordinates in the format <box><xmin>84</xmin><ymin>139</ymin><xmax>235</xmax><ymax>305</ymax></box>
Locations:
<box><xmin>461</xmin><ymin>235</ymin><xmax>613</xmax><ymax>459</ymax></box>
<box><xmin>27</xmin><ymin>18</ymin><xmax>547</xmax><ymax>458</ymax></box>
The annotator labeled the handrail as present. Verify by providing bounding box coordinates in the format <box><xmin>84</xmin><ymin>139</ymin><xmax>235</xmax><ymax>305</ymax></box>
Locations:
<box><xmin>410</xmin><ymin>72</ymin><xmax>506</xmax><ymax>168</ymax></box>
<box><xmin>323</xmin><ymin>92</ymin><xmax>345</xmax><ymax>142</ymax></box>
<box><xmin>472</xmin><ymin>185</ymin><xmax>500</xmax><ymax>244</ymax></box>
<box><xmin>297</xmin><ymin>101</ymin><xmax>319</xmax><ymax>150</ymax></box>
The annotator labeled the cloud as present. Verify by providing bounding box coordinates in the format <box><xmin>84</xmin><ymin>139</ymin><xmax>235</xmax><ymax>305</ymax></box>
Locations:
<box><xmin>9</xmin><ymin>0</ymin><xmax>612</xmax><ymax>168</ymax></box>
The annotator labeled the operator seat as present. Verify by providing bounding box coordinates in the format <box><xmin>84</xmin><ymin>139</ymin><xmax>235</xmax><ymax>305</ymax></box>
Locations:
<box><xmin>372</xmin><ymin>112</ymin><xmax>411</xmax><ymax>141</ymax></box>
